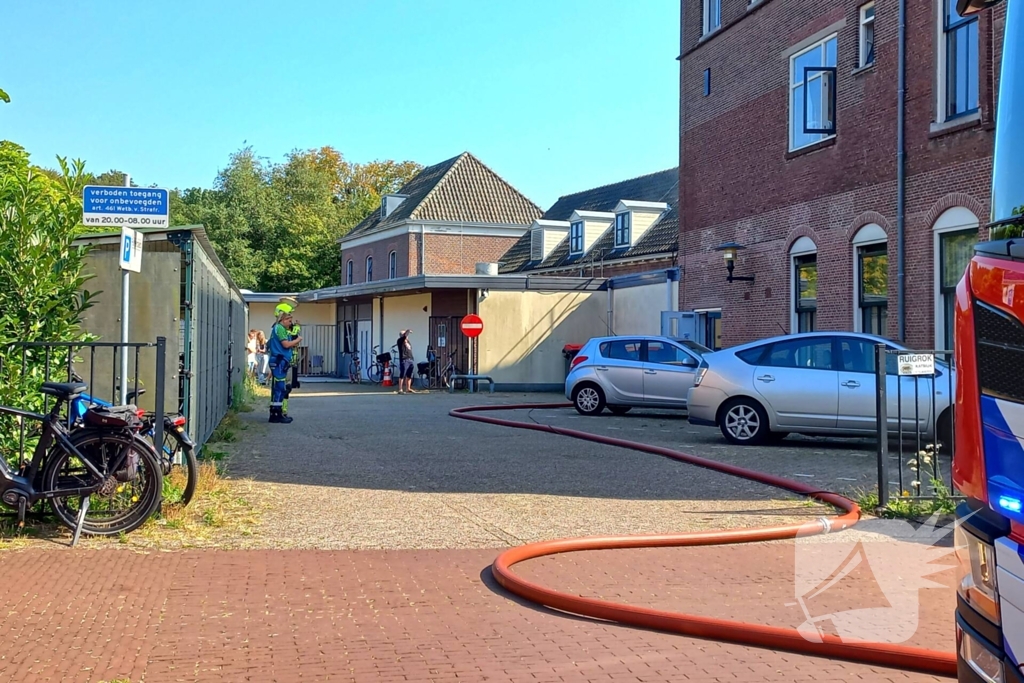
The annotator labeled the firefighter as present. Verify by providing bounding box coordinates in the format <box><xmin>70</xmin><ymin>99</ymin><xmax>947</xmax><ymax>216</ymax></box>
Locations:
<box><xmin>268</xmin><ymin>303</ymin><xmax>302</xmax><ymax>424</ymax></box>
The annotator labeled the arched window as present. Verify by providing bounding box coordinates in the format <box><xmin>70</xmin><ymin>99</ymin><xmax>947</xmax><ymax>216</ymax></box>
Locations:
<box><xmin>346</xmin><ymin>260</ymin><xmax>353</xmax><ymax>285</ymax></box>
<box><xmin>933</xmin><ymin>206</ymin><xmax>980</xmax><ymax>349</ymax></box>
<box><xmin>366</xmin><ymin>255</ymin><xmax>373</xmax><ymax>282</ymax></box>
<box><xmin>389</xmin><ymin>251</ymin><xmax>397</xmax><ymax>279</ymax></box>
<box><xmin>790</xmin><ymin>236</ymin><xmax>817</xmax><ymax>333</ymax></box>
<box><xmin>852</xmin><ymin>224</ymin><xmax>888</xmax><ymax>336</ymax></box>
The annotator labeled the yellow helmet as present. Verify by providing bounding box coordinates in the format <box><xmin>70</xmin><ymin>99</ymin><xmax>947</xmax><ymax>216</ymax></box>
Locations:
<box><xmin>275</xmin><ymin>296</ymin><xmax>299</xmax><ymax>318</ymax></box>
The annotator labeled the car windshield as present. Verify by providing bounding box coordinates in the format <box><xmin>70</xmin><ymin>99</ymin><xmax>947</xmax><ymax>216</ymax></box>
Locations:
<box><xmin>677</xmin><ymin>339</ymin><xmax>711</xmax><ymax>355</ymax></box>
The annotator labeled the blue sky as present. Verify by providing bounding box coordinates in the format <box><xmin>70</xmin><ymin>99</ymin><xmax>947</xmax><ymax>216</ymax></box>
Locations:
<box><xmin>1</xmin><ymin>0</ymin><xmax>679</xmax><ymax>209</ymax></box>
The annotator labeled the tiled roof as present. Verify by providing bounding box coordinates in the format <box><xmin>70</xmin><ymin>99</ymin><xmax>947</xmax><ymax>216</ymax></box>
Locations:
<box><xmin>543</xmin><ymin>167</ymin><xmax>678</xmax><ymax>220</ymax></box>
<box><xmin>343</xmin><ymin>152</ymin><xmax>542</xmax><ymax>243</ymax></box>
<box><xmin>499</xmin><ymin>167</ymin><xmax>679</xmax><ymax>273</ymax></box>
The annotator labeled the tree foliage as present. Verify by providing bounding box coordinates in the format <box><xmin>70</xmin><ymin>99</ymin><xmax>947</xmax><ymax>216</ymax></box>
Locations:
<box><xmin>170</xmin><ymin>146</ymin><xmax>421</xmax><ymax>291</ymax></box>
<box><xmin>0</xmin><ymin>141</ymin><xmax>97</xmax><ymax>462</ymax></box>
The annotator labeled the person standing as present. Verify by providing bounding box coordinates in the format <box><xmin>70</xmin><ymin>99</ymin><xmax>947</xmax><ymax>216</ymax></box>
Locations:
<box><xmin>255</xmin><ymin>330</ymin><xmax>268</xmax><ymax>384</ymax></box>
<box><xmin>396</xmin><ymin>329</ymin><xmax>417</xmax><ymax>394</ymax></box>
<box><xmin>245</xmin><ymin>330</ymin><xmax>258</xmax><ymax>377</ymax></box>
<box><xmin>268</xmin><ymin>305</ymin><xmax>302</xmax><ymax>423</ymax></box>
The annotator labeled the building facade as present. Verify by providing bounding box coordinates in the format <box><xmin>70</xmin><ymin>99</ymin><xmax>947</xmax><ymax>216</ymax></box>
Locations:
<box><xmin>499</xmin><ymin>168</ymin><xmax>680</xmax><ymax>281</ymax></box>
<box><xmin>679</xmin><ymin>0</ymin><xmax>1005</xmax><ymax>350</ymax></box>
<box><xmin>339</xmin><ymin>152</ymin><xmax>541</xmax><ymax>284</ymax></box>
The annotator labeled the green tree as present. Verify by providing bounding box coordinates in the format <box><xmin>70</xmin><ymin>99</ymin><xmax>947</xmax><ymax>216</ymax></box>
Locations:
<box><xmin>0</xmin><ymin>141</ymin><xmax>98</xmax><ymax>463</ymax></box>
<box><xmin>170</xmin><ymin>145</ymin><xmax>421</xmax><ymax>291</ymax></box>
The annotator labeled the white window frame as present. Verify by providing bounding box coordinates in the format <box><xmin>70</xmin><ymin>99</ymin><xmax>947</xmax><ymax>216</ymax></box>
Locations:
<box><xmin>366</xmin><ymin>255</ymin><xmax>373</xmax><ymax>282</ymax></box>
<box><xmin>388</xmin><ymin>250</ymin><xmax>397</xmax><ymax>279</ymax></box>
<box><xmin>569</xmin><ymin>221</ymin><xmax>584</xmax><ymax>255</ymax></box>
<box><xmin>932</xmin><ymin>207</ymin><xmax>980</xmax><ymax>350</ymax></box>
<box><xmin>346</xmin><ymin>259</ymin><xmax>353</xmax><ymax>285</ymax></box>
<box><xmin>788</xmin><ymin>34</ymin><xmax>838</xmax><ymax>152</ymax></box>
<box><xmin>859</xmin><ymin>3</ymin><xmax>875</xmax><ymax>68</ymax></box>
<box><xmin>703</xmin><ymin>0</ymin><xmax>721</xmax><ymax>36</ymax></box>
<box><xmin>936</xmin><ymin>0</ymin><xmax>980</xmax><ymax>125</ymax></box>
<box><xmin>614</xmin><ymin>212</ymin><xmax>631</xmax><ymax>248</ymax></box>
<box><xmin>789</xmin><ymin>237</ymin><xmax>818</xmax><ymax>333</ymax></box>
<box><xmin>851</xmin><ymin>224</ymin><xmax>888</xmax><ymax>333</ymax></box>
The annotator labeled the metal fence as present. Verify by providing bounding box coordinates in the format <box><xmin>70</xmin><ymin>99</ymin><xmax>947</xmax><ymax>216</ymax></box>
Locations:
<box><xmin>296</xmin><ymin>324</ymin><xmax>339</xmax><ymax>377</ymax></box>
<box><xmin>0</xmin><ymin>340</ymin><xmax>167</xmax><ymax>468</ymax></box>
<box><xmin>873</xmin><ymin>344</ymin><xmax>957</xmax><ymax>507</ymax></box>
<box><xmin>171</xmin><ymin>229</ymin><xmax>248</xmax><ymax>452</ymax></box>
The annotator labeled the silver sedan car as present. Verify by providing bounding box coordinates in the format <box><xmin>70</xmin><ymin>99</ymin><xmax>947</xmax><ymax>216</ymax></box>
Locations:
<box><xmin>686</xmin><ymin>332</ymin><xmax>955</xmax><ymax>445</ymax></box>
<box><xmin>565</xmin><ymin>335</ymin><xmax>710</xmax><ymax>415</ymax></box>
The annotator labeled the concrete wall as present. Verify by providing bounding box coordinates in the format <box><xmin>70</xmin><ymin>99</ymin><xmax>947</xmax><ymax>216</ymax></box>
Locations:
<box><xmin>77</xmin><ymin>240</ymin><xmax>181</xmax><ymax>413</ymax></box>
<box><xmin>476</xmin><ymin>290</ymin><xmax>607</xmax><ymax>390</ymax></box>
<box><xmin>381</xmin><ymin>294</ymin><xmax>432</xmax><ymax>360</ymax></box>
<box><xmin>248</xmin><ymin>301</ymin><xmax>335</xmax><ymax>339</ymax></box>
<box><xmin>611</xmin><ymin>280</ymin><xmax>678</xmax><ymax>337</ymax></box>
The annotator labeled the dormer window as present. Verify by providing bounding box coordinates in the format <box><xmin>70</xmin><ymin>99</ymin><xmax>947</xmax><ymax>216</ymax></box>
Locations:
<box><xmin>614</xmin><ymin>212</ymin><xmax>631</xmax><ymax>247</ymax></box>
<box><xmin>569</xmin><ymin>221</ymin><xmax>584</xmax><ymax>254</ymax></box>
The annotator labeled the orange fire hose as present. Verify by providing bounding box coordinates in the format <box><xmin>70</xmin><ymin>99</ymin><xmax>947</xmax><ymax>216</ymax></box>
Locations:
<box><xmin>450</xmin><ymin>402</ymin><xmax>957</xmax><ymax>678</ymax></box>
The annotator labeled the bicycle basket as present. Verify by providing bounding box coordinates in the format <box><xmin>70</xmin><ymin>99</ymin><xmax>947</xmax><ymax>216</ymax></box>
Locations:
<box><xmin>84</xmin><ymin>405</ymin><xmax>140</xmax><ymax>430</ymax></box>
<box><xmin>376</xmin><ymin>352</ymin><xmax>392</xmax><ymax>364</ymax></box>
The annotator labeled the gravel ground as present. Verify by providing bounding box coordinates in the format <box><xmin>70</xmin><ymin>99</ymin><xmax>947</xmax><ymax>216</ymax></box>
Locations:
<box><xmin>212</xmin><ymin>382</ymin><xmax>890</xmax><ymax>550</ymax></box>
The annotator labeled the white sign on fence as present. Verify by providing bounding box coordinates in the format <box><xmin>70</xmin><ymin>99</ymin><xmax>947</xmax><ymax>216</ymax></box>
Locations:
<box><xmin>897</xmin><ymin>353</ymin><xmax>935</xmax><ymax>376</ymax></box>
<box><xmin>119</xmin><ymin>226</ymin><xmax>144</xmax><ymax>273</ymax></box>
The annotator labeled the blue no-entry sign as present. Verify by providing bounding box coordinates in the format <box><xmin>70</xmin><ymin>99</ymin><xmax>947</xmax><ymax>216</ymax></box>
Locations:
<box><xmin>82</xmin><ymin>185</ymin><xmax>169</xmax><ymax>229</ymax></box>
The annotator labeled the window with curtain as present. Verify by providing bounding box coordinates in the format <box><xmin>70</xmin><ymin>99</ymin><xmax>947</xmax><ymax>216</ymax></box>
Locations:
<box><xmin>366</xmin><ymin>256</ymin><xmax>373</xmax><ymax>282</ymax></box>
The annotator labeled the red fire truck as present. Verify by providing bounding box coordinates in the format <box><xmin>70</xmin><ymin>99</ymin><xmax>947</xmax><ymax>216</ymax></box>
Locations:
<box><xmin>952</xmin><ymin>1</ymin><xmax>1024</xmax><ymax>681</ymax></box>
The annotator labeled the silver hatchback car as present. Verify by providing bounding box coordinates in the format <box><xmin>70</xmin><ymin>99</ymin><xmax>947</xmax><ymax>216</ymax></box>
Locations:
<box><xmin>565</xmin><ymin>335</ymin><xmax>710</xmax><ymax>415</ymax></box>
<box><xmin>686</xmin><ymin>331</ymin><xmax>955</xmax><ymax>445</ymax></box>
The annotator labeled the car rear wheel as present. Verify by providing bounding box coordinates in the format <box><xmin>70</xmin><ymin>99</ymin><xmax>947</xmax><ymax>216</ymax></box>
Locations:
<box><xmin>720</xmin><ymin>398</ymin><xmax>770</xmax><ymax>445</ymax></box>
<box><xmin>572</xmin><ymin>384</ymin><xmax>606</xmax><ymax>416</ymax></box>
<box><xmin>608</xmin><ymin>406</ymin><xmax>631</xmax><ymax>415</ymax></box>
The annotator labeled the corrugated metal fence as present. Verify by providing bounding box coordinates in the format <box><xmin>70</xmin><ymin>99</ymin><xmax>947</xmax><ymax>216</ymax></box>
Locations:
<box><xmin>170</xmin><ymin>228</ymin><xmax>248</xmax><ymax>453</ymax></box>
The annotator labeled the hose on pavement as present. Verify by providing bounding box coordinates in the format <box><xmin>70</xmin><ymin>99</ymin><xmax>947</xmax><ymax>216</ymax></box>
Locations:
<box><xmin>449</xmin><ymin>402</ymin><xmax>957</xmax><ymax>678</ymax></box>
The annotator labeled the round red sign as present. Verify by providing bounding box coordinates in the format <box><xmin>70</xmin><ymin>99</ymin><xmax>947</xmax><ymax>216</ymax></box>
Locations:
<box><xmin>460</xmin><ymin>314</ymin><xmax>484</xmax><ymax>338</ymax></box>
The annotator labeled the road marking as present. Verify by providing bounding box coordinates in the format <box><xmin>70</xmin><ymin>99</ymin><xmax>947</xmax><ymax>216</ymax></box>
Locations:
<box><xmin>793</xmin><ymin>473</ymin><xmax>814</xmax><ymax>478</ymax></box>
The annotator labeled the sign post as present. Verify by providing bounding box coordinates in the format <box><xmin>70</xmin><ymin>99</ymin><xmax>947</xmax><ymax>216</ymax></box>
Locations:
<box><xmin>460</xmin><ymin>314</ymin><xmax>484</xmax><ymax>392</ymax></box>
<box><xmin>82</xmin><ymin>180</ymin><xmax>169</xmax><ymax>404</ymax></box>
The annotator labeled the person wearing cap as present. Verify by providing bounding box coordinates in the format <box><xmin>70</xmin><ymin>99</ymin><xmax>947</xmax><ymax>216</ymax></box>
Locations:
<box><xmin>268</xmin><ymin>304</ymin><xmax>303</xmax><ymax>423</ymax></box>
<box><xmin>396</xmin><ymin>329</ymin><xmax>417</xmax><ymax>394</ymax></box>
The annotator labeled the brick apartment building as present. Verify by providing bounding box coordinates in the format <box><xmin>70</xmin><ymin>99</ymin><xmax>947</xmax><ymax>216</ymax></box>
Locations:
<box><xmin>339</xmin><ymin>152</ymin><xmax>542</xmax><ymax>283</ymax></box>
<box><xmin>678</xmin><ymin>0</ymin><xmax>1005</xmax><ymax>350</ymax></box>
<box><xmin>499</xmin><ymin>168</ymin><xmax>679</xmax><ymax>279</ymax></box>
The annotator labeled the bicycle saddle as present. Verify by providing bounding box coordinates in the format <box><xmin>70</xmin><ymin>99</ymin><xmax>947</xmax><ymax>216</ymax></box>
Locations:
<box><xmin>40</xmin><ymin>382</ymin><xmax>87</xmax><ymax>399</ymax></box>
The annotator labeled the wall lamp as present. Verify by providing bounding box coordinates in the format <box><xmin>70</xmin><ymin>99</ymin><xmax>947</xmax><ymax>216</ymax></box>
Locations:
<box><xmin>716</xmin><ymin>242</ymin><xmax>755</xmax><ymax>283</ymax></box>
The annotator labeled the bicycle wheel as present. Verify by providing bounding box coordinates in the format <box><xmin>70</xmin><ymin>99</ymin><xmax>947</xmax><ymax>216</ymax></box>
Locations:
<box><xmin>368</xmin><ymin>362</ymin><xmax>384</xmax><ymax>384</ymax></box>
<box><xmin>161</xmin><ymin>429</ymin><xmax>198</xmax><ymax>507</ymax></box>
<box><xmin>43</xmin><ymin>430</ymin><xmax>163</xmax><ymax>536</ymax></box>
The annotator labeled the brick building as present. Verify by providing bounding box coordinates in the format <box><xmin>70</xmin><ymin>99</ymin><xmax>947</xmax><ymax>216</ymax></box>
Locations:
<box><xmin>678</xmin><ymin>0</ymin><xmax>1005</xmax><ymax>350</ymax></box>
<box><xmin>339</xmin><ymin>151</ymin><xmax>542</xmax><ymax>283</ymax></box>
<box><xmin>499</xmin><ymin>168</ymin><xmax>679</xmax><ymax>280</ymax></box>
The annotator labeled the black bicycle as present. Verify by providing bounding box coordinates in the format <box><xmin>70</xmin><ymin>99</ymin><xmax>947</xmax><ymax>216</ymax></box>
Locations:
<box><xmin>68</xmin><ymin>372</ymin><xmax>198</xmax><ymax>507</ymax></box>
<box><xmin>0</xmin><ymin>382</ymin><xmax>164</xmax><ymax>545</ymax></box>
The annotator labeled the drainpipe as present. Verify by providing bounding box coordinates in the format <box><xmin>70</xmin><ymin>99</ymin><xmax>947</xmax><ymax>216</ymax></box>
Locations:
<box><xmin>896</xmin><ymin>0</ymin><xmax>907</xmax><ymax>342</ymax></box>
<box><xmin>420</xmin><ymin>226</ymin><xmax>427</xmax><ymax>275</ymax></box>
<box><xmin>607</xmin><ymin>284</ymin><xmax>614</xmax><ymax>335</ymax></box>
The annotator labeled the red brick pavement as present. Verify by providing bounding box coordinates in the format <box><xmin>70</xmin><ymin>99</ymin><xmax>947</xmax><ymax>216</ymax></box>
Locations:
<box><xmin>0</xmin><ymin>543</ymin><xmax>955</xmax><ymax>683</ymax></box>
